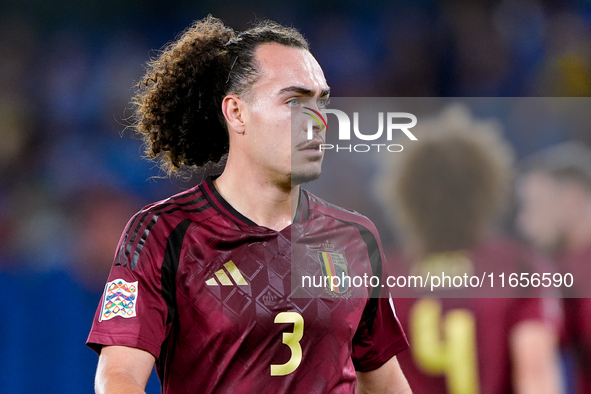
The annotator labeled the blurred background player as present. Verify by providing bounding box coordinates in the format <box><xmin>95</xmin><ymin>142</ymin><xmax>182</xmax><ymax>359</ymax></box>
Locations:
<box><xmin>517</xmin><ymin>142</ymin><xmax>591</xmax><ymax>394</ymax></box>
<box><xmin>377</xmin><ymin>105</ymin><xmax>563</xmax><ymax>394</ymax></box>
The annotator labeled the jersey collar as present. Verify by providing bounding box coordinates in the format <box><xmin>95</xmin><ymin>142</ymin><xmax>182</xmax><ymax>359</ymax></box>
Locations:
<box><xmin>200</xmin><ymin>176</ymin><xmax>309</xmax><ymax>227</ymax></box>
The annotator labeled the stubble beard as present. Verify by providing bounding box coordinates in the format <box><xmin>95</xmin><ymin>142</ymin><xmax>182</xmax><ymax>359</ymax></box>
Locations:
<box><xmin>289</xmin><ymin>170</ymin><xmax>322</xmax><ymax>186</ymax></box>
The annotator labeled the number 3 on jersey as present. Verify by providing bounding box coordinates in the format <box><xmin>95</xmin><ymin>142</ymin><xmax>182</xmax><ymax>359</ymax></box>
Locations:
<box><xmin>271</xmin><ymin>312</ymin><xmax>304</xmax><ymax>376</ymax></box>
<box><xmin>410</xmin><ymin>298</ymin><xmax>479</xmax><ymax>394</ymax></box>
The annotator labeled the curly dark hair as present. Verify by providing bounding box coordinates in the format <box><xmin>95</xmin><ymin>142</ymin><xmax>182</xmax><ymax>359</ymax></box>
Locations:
<box><xmin>132</xmin><ymin>15</ymin><xmax>309</xmax><ymax>176</ymax></box>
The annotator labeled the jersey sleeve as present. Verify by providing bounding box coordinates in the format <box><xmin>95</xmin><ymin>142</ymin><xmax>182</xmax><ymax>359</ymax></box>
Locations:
<box><xmin>351</xmin><ymin>292</ymin><xmax>409</xmax><ymax>372</ymax></box>
<box><xmin>86</xmin><ymin>211</ymin><xmax>172</xmax><ymax>359</ymax></box>
<box><xmin>507</xmin><ymin>246</ymin><xmax>564</xmax><ymax>333</ymax></box>
<box><xmin>507</xmin><ymin>297</ymin><xmax>563</xmax><ymax>333</ymax></box>
<box><xmin>351</xmin><ymin>224</ymin><xmax>409</xmax><ymax>372</ymax></box>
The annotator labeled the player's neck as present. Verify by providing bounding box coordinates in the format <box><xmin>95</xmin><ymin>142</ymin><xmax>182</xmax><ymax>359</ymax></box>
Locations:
<box><xmin>214</xmin><ymin>168</ymin><xmax>299</xmax><ymax>231</ymax></box>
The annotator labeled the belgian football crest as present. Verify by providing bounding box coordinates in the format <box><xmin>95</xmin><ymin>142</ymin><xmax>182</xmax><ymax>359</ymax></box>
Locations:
<box><xmin>317</xmin><ymin>241</ymin><xmax>351</xmax><ymax>297</ymax></box>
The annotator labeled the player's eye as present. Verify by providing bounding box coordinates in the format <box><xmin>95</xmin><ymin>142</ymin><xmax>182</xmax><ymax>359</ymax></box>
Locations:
<box><xmin>287</xmin><ymin>98</ymin><xmax>300</xmax><ymax>107</ymax></box>
<box><xmin>317</xmin><ymin>97</ymin><xmax>330</xmax><ymax>109</ymax></box>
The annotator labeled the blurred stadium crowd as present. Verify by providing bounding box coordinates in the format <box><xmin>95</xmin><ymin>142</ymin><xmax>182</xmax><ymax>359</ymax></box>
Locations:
<box><xmin>1</xmin><ymin>0</ymin><xmax>591</xmax><ymax>393</ymax></box>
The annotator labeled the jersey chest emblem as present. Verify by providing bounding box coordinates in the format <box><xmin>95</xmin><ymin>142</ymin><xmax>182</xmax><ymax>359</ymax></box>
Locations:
<box><xmin>317</xmin><ymin>248</ymin><xmax>351</xmax><ymax>296</ymax></box>
<box><xmin>99</xmin><ymin>279</ymin><xmax>138</xmax><ymax>321</ymax></box>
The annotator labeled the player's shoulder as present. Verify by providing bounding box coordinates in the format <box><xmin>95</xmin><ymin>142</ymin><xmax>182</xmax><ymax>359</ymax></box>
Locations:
<box><xmin>131</xmin><ymin>184</ymin><xmax>211</xmax><ymax>227</ymax></box>
<box><xmin>472</xmin><ymin>235</ymin><xmax>552</xmax><ymax>272</ymax></box>
<box><xmin>114</xmin><ymin>184</ymin><xmax>215</xmax><ymax>270</ymax></box>
<box><xmin>303</xmin><ymin>189</ymin><xmax>378</xmax><ymax>231</ymax></box>
<box><xmin>475</xmin><ymin>236</ymin><xmax>535</xmax><ymax>256</ymax></box>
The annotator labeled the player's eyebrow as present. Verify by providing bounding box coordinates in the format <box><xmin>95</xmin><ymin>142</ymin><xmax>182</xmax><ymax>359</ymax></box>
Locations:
<box><xmin>278</xmin><ymin>86</ymin><xmax>331</xmax><ymax>97</ymax></box>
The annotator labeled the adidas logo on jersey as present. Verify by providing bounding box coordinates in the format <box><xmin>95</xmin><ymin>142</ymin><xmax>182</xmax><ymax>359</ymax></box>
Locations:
<box><xmin>205</xmin><ymin>261</ymin><xmax>248</xmax><ymax>286</ymax></box>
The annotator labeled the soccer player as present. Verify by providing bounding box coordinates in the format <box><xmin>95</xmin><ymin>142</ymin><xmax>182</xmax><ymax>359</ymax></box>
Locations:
<box><xmin>87</xmin><ymin>16</ymin><xmax>411</xmax><ymax>394</ymax></box>
<box><xmin>378</xmin><ymin>106</ymin><xmax>563</xmax><ymax>393</ymax></box>
<box><xmin>517</xmin><ymin>142</ymin><xmax>591</xmax><ymax>394</ymax></box>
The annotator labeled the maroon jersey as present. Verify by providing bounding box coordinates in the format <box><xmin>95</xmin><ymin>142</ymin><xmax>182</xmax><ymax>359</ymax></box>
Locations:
<box><xmin>388</xmin><ymin>238</ymin><xmax>561</xmax><ymax>394</ymax></box>
<box><xmin>87</xmin><ymin>177</ymin><xmax>407</xmax><ymax>393</ymax></box>
<box><xmin>558</xmin><ymin>244</ymin><xmax>591</xmax><ymax>394</ymax></box>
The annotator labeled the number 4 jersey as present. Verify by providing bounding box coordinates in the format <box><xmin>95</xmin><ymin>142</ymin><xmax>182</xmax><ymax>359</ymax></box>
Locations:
<box><xmin>387</xmin><ymin>239</ymin><xmax>562</xmax><ymax>394</ymax></box>
<box><xmin>87</xmin><ymin>176</ymin><xmax>408</xmax><ymax>393</ymax></box>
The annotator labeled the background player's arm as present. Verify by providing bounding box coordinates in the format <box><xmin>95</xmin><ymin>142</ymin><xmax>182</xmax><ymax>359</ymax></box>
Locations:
<box><xmin>356</xmin><ymin>356</ymin><xmax>413</xmax><ymax>394</ymax></box>
<box><xmin>95</xmin><ymin>345</ymin><xmax>155</xmax><ymax>394</ymax></box>
<box><xmin>510</xmin><ymin>321</ymin><xmax>563</xmax><ymax>394</ymax></box>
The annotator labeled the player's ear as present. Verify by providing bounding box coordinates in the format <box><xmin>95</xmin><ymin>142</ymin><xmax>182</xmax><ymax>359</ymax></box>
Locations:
<box><xmin>222</xmin><ymin>94</ymin><xmax>246</xmax><ymax>135</ymax></box>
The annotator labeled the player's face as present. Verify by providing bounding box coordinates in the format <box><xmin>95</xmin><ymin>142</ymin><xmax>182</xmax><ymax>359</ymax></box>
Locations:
<box><xmin>517</xmin><ymin>172</ymin><xmax>566</xmax><ymax>252</ymax></box>
<box><xmin>243</xmin><ymin>43</ymin><xmax>330</xmax><ymax>187</ymax></box>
